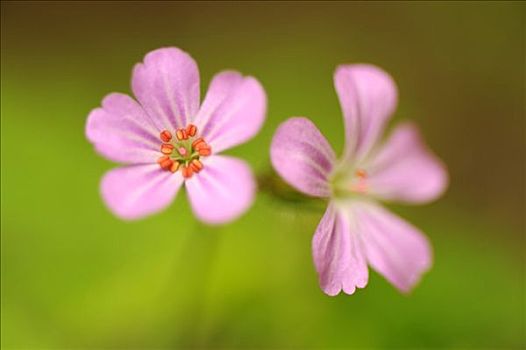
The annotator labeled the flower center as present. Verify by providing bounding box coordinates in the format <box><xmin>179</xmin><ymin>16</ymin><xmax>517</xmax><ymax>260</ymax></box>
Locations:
<box><xmin>330</xmin><ymin>167</ymin><xmax>369</xmax><ymax>199</ymax></box>
<box><xmin>349</xmin><ymin>169</ymin><xmax>368</xmax><ymax>194</ymax></box>
<box><xmin>156</xmin><ymin>124</ymin><xmax>212</xmax><ymax>179</ymax></box>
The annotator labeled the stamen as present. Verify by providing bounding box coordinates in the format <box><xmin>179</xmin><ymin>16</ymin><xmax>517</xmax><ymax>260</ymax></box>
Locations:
<box><xmin>170</xmin><ymin>162</ymin><xmax>180</xmax><ymax>173</ymax></box>
<box><xmin>176</xmin><ymin>128</ymin><xmax>188</xmax><ymax>141</ymax></box>
<box><xmin>194</xmin><ymin>142</ymin><xmax>208</xmax><ymax>151</ymax></box>
<box><xmin>186</xmin><ymin>124</ymin><xmax>197</xmax><ymax>137</ymax></box>
<box><xmin>197</xmin><ymin>146</ymin><xmax>211</xmax><ymax>156</ymax></box>
<box><xmin>181</xmin><ymin>165</ymin><xmax>193</xmax><ymax>178</ymax></box>
<box><xmin>356</xmin><ymin>169</ymin><xmax>367</xmax><ymax>178</ymax></box>
<box><xmin>157</xmin><ymin>155</ymin><xmax>170</xmax><ymax>164</ymax></box>
<box><xmin>160</xmin><ymin>130</ymin><xmax>172</xmax><ymax>142</ymax></box>
<box><xmin>191</xmin><ymin>137</ymin><xmax>205</xmax><ymax>149</ymax></box>
<box><xmin>350</xmin><ymin>169</ymin><xmax>368</xmax><ymax>193</ymax></box>
<box><xmin>158</xmin><ymin>156</ymin><xmax>173</xmax><ymax>170</ymax></box>
<box><xmin>190</xmin><ymin>159</ymin><xmax>203</xmax><ymax>173</ymax></box>
<box><xmin>161</xmin><ymin>143</ymin><xmax>174</xmax><ymax>155</ymax></box>
<box><xmin>193</xmin><ymin>138</ymin><xmax>211</xmax><ymax>155</ymax></box>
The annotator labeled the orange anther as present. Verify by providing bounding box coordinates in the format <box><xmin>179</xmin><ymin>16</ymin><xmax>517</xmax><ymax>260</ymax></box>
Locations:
<box><xmin>191</xmin><ymin>137</ymin><xmax>205</xmax><ymax>149</ymax></box>
<box><xmin>170</xmin><ymin>161</ymin><xmax>180</xmax><ymax>173</ymax></box>
<box><xmin>161</xmin><ymin>143</ymin><xmax>174</xmax><ymax>155</ymax></box>
<box><xmin>176</xmin><ymin>129</ymin><xmax>183</xmax><ymax>140</ymax></box>
<box><xmin>186</xmin><ymin>124</ymin><xmax>197</xmax><ymax>137</ymax></box>
<box><xmin>181</xmin><ymin>165</ymin><xmax>194</xmax><ymax>178</ymax></box>
<box><xmin>356</xmin><ymin>169</ymin><xmax>367</xmax><ymax>178</ymax></box>
<box><xmin>160</xmin><ymin>130</ymin><xmax>172</xmax><ymax>142</ymax></box>
<box><xmin>176</xmin><ymin>128</ymin><xmax>188</xmax><ymax>141</ymax></box>
<box><xmin>157</xmin><ymin>155</ymin><xmax>170</xmax><ymax>164</ymax></box>
<box><xmin>159</xmin><ymin>157</ymin><xmax>174</xmax><ymax>170</ymax></box>
<box><xmin>190</xmin><ymin>159</ymin><xmax>203</xmax><ymax>172</ymax></box>
<box><xmin>197</xmin><ymin>146</ymin><xmax>211</xmax><ymax>156</ymax></box>
<box><xmin>194</xmin><ymin>142</ymin><xmax>210</xmax><ymax>152</ymax></box>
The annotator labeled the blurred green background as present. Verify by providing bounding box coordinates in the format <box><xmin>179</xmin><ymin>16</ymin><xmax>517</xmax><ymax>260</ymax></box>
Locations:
<box><xmin>1</xmin><ymin>1</ymin><xmax>525</xmax><ymax>349</ymax></box>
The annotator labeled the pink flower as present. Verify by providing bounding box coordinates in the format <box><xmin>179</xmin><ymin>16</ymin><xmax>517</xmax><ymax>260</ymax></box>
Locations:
<box><xmin>86</xmin><ymin>47</ymin><xmax>266</xmax><ymax>224</ymax></box>
<box><xmin>270</xmin><ymin>64</ymin><xmax>448</xmax><ymax>295</ymax></box>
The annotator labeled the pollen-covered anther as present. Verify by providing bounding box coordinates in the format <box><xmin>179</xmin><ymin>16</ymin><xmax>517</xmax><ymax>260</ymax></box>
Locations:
<box><xmin>191</xmin><ymin>137</ymin><xmax>205</xmax><ymax>149</ymax></box>
<box><xmin>157</xmin><ymin>155</ymin><xmax>169</xmax><ymax>164</ymax></box>
<box><xmin>160</xmin><ymin>130</ymin><xmax>172</xmax><ymax>142</ymax></box>
<box><xmin>176</xmin><ymin>128</ymin><xmax>188</xmax><ymax>141</ymax></box>
<box><xmin>194</xmin><ymin>142</ymin><xmax>208</xmax><ymax>151</ymax></box>
<box><xmin>197</xmin><ymin>146</ymin><xmax>212</xmax><ymax>156</ymax></box>
<box><xmin>186</xmin><ymin>124</ymin><xmax>197</xmax><ymax>137</ymax></box>
<box><xmin>350</xmin><ymin>168</ymin><xmax>368</xmax><ymax>193</ymax></box>
<box><xmin>192</xmin><ymin>137</ymin><xmax>212</xmax><ymax>156</ymax></box>
<box><xmin>160</xmin><ymin>143</ymin><xmax>174</xmax><ymax>155</ymax></box>
<box><xmin>356</xmin><ymin>169</ymin><xmax>367</xmax><ymax>179</ymax></box>
<box><xmin>181</xmin><ymin>165</ymin><xmax>194</xmax><ymax>178</ymax></box>
<box><xmin>170</xmin><ymin>162</ymin><xmax>180</xmax><ymax>173</ymax></box>
<box><xmin>157</xmin><ymin>155</ymin><xmax>174</xmax><ymax>170</ymax></box>
<box><xmin>190</xmin><ymin>159</ymin><xmax>203</xmax><ymax>173</ymax></box>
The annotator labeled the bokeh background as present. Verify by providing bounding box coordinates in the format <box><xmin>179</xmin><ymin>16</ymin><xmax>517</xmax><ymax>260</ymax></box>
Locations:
<box><xmin>1</xmin><ymin>1</ymin><xmax>525</xmax><ymax>349</ymax></box>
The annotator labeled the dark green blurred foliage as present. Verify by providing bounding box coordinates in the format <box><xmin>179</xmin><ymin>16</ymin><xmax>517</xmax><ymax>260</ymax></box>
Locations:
<box><xmin>1</xmin><ymin>1</ymin><xmax>524</xmax><ymax>349</ymax></box>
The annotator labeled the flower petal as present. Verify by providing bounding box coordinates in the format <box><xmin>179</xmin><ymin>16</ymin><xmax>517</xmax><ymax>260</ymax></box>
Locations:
<box><xmin>185</xmin><ymin>155</ymin><xmax>255</xmax><ymax>224</ymax></box>
<box><xmin>365</xmin><ymin>123</ymin><xmax>448</xmax><ymax>204</ymax></box>
<box><xmin>101</xmin><ymin>164</ymin><xmax>184</xmax><ymax>220</ymax></box>
<box><xmin>354</xmin><ymin>202</ymin><xmax>432</xmax><ymax>293</ymax></box>
<box><xmin>270</xmin><ymin>117</ymin><xmax>336</xmax><ymax>197</ymax></box>
<box><xmin>334</xmin><ymin>64</ymin><xmax>398</xmax><ymax>162</ymax></box>
<box><xmin>193</xmin><ymin>71</ymin><xmax>267</xmax><ymax>153</ymax></box>
<box><xmin>86</xmin><ymin>93</ymin><xmax>160</xmax><ymax>164</ymax></box>
<box><xmin>132</xmin><ymin>47</ymin><xmax>200</xmax><ymax>130</ymax></box>
<box><xmin>313</xmin><ymin>203</ymin><xmax>369</xmax><ymax>296</ymax></box>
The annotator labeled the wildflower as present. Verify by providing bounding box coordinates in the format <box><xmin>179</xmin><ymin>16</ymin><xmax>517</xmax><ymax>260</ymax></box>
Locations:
<box><xmin>270</xmin><ymin>64</ymin><xmax>447</xmax><ymax>295</ymax></box>
<box><xmin>87</xmin><ymin>47</ymin><xmax>266</xmax><ymax>223</ymax></box>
